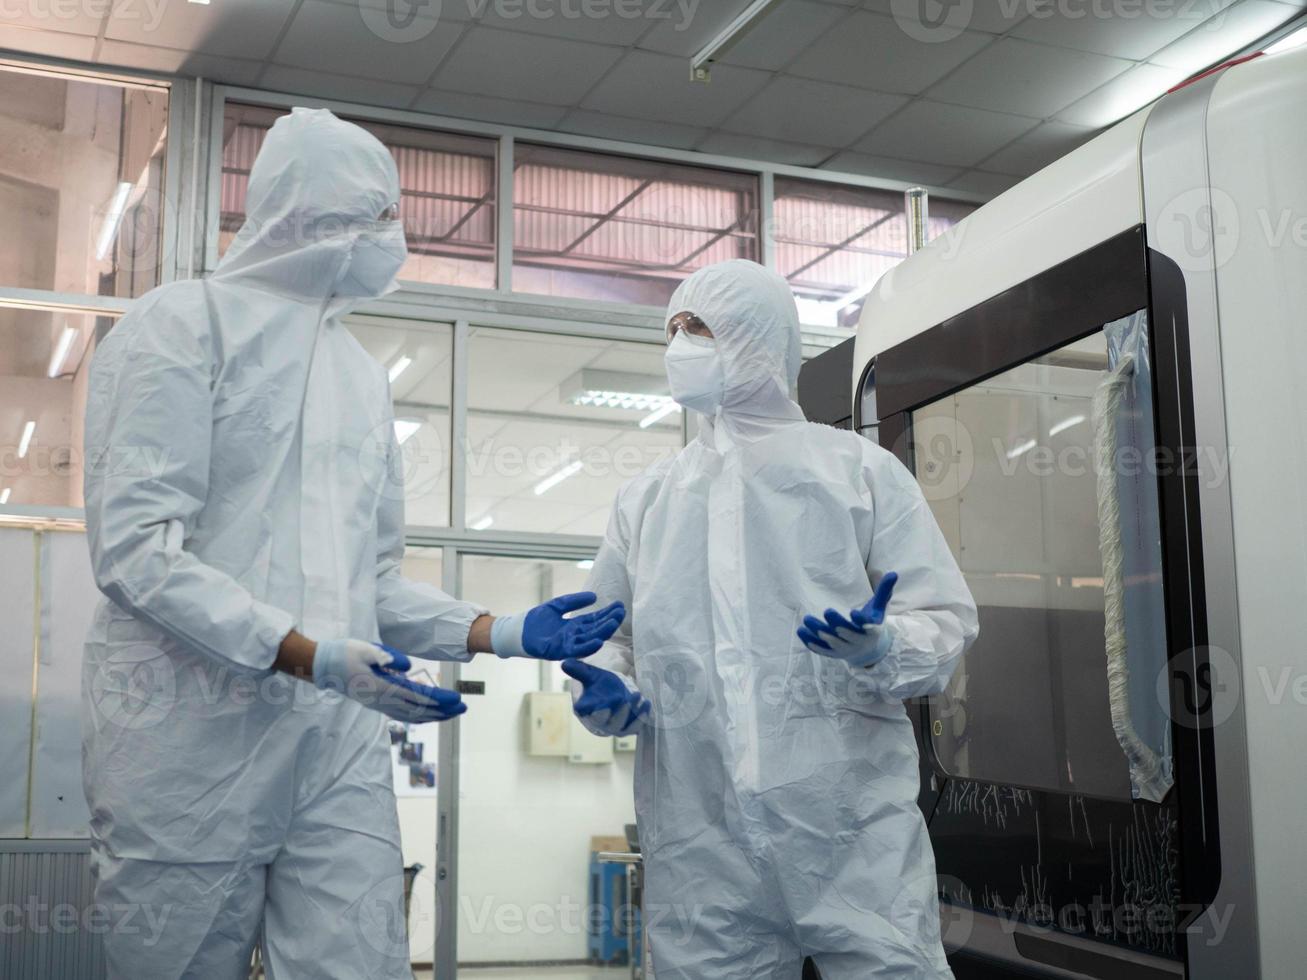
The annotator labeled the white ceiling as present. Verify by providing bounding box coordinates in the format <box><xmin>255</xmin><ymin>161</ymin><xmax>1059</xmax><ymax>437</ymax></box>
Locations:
<box><xmin>1</xmin><ymin>0</ymin><xmax>1304</xmax><ymax>197</ymax></box>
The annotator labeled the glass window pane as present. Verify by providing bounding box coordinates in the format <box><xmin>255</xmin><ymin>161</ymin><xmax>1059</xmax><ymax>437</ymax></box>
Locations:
<box><xmin>773</xmin><ymin>177</ymin><xmax>974</xmax><ymax>330</ymax></box>
<box><xmin>344</xmin><ymin>315</ymin><xmax>453</xmax><ymax>527</ymax></box>
<box><xmin>466</xmin><ymin>327</ymin><xmax>683</xmax><ymax>535</ymax></box>
<box><xmin>1</xmin><ymin>306</ymin><xmax>112</xmax><ymax>510</ymax></box>
<box><xmin>457</xmin><ymin>554</ymin><xmax>633</xmax><ymax>965</ymax></box>
<box><xmin>0</xmin><ymin>68</ymin><xmax>168</xmax><ymax>299</ymax></box>
<box><xmin>513</xmin><ymin>143</ymin><xmax>760</xmax><ymax>306</ymax></box>
<box><xmin>917</xmin><ymin>317</ymin><xmax>1170</xmax><ymax>801</ymax></box>
<box><xmin>220</xmin><ymin>103</ymin><xmax>496</xmax><ymax>289</ymax></box>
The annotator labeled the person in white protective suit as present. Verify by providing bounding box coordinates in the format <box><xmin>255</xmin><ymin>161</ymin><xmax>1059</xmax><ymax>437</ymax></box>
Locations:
<box><xmin>563</xmin><ymin>259</ymin><xmax>979</xmax><ymax>978</ymax></box>
<box><xmin>81</xmin><ymin>108</ymin><xmax>622</xmax><ymax>980</ymax></box>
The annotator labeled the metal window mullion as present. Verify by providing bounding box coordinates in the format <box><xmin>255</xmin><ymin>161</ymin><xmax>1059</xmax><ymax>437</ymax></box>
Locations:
<box><xmin>759</xmin><ymin>170</ymin><xmax>775</xmax><ymax>271</ymax></box>
<box><xmin>496</xmin><ymin>135</ymin><xmax>514</xmax><ymax>294</ymax></box>
<box><xmin>434</xmin><ymin>546</ymin><xmax>462</xmax><ymax>980</ymax></box>
<box><xmin>450</xmin><ymin>319</ymin><xmax>469</xmax><ymax>532</ymax></box>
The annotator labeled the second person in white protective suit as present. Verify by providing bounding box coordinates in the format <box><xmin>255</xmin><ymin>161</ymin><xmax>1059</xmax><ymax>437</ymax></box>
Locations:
<box><xmin>563</xmin><ymin>259</ymin><xmax>978</xmax><ymax>978</ymax></box>
<box><xmin>81</xmin><ymin>108</ymin><xmax>622</xmax><ymax>980</ymax></box>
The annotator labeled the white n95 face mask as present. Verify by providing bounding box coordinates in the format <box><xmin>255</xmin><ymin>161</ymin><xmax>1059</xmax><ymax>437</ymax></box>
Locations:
<box><xmin>337</xmin><ymin>219</ymin><xmax>408</xmax><ymax>297</ymax></box>
<box><xmin>665</xmin><ymin>329</ymin><xmax>724</xmax><ymax>414</ymax></box>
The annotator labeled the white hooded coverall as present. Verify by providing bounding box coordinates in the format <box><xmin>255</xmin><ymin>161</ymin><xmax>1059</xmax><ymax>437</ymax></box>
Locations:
<box><xmin>581</xmin><ymin>260</ymin><xmax>979</xmax><ymax>978</ymax></box>
<box><xmin>82</xmin><ymin>108</ymin><xmax>484</xmax><ymax>979</ymax></box>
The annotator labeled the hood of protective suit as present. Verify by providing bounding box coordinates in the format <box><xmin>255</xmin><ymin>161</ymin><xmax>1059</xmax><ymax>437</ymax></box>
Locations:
<box><xmin>665</xmin><ymin>259</ymin><xmax>805</xmax><ymax>445</ymax></box>
<box><xmin>214</xmin><ymin>107</ymin><xmax>405</xmax><ymax>306</ymax></box>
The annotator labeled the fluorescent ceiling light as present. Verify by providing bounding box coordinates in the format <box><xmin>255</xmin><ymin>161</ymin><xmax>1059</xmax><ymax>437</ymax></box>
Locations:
<box><xmin>563</xmin><ymin>369</ymin><xmax>671</xmax><ymax>414</ymax></box>
<box><xmin>388</xmin><ymin>355</ymin><xmax>412</xmax><ymax>383</ymax></box>
<box><xmin>0</xmin><ymin>488</ymin><xmax>10</xmax><ymax>505</ymax></box>
<box><xmin>534</xmin><ymin>460</ymin><xmax>583</xmax><ymax>496</ymax></box>
<box><xmin>95</xmin><ymin>182</ymin><xmax>134</xmax><ymax>262</ymax></box>
<box><xmin>1266</xmin><ymin>25</ymin><xmax>1307</xmax><ymax>55</ymax></box>
<box><xmin>576</xmin><ymin>559</ymin><xmax>595</xmax><ymax>570</ymax></box>
<box><xmin>18</xmin><ymin>421</ymin><xmax>35</xmax><ymax>459</ymax></box>
<box><xmin>393</xmin><ymin>419</ymin><xmax>422</xmax><ymax>445</ymax></box>
<box><xmin>640</xmin><ymin>402</ymin><xmax>682</xmax><ymax>429</ymax></box>
<box><xmin>48</xmin><ymin>326</ymin><xmax>78</xmax><ymax>378</ymax></box>
<box><xmin>470</xmin><ymin>515</ymin><xmax>494</xmax><ymax>531</ymax></box>
<box><xmin>188</xmin><ymin>0</ymin><xmax>210</xmax><ymax>5</ymax></box>
<box><xmin>1006</xmin><ymin>437</ymin><xmax>1037</xmax><ymax>461</ymax></box>
<box><xmin>1049</xmin><ymin>414</ymin><xmax>1086</xmax><ymax>438</ymax></box>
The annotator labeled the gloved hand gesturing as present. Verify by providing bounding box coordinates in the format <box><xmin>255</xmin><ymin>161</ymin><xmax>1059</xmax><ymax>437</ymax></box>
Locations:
<box><xmin>797</xmin><ymin>572</ymin><xmax>899</xmax><ymax>669</ymax></box>
<box><xmin>562</xmin><ymin>659</ymin><xmax>651</xmax><ymax>736</ymax></box>
<box><xmin>490</xmin><ymin>591</ymin><xmax>626</xmax><ymax>661</ymax></box>
<box><xmin>313</xmin><ymin>639</ymin><xmax>466</xmax><ymax>723</ymax></box>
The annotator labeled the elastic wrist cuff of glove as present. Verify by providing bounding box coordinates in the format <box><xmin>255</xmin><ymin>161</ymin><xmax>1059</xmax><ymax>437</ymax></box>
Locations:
<box><xmin>849</xmin><ymin>626</ymin><xmax>895</xmax><ymax>669</ymax></box>
<box><xmin>311</xmin><ymin>638</ymin><xmax>344</xmax><ymax>689</ymax></box>
<box><xmin>489</xmin><ymin>613</ymin><xmax>526</xmax><ymax>659</ymax></box>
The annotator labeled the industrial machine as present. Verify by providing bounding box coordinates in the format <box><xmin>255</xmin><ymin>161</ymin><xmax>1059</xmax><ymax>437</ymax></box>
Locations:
<box><xmin>836</xmin><ymin>44</ymin><xmax>1307</xmax><ymax>980</ymax></box>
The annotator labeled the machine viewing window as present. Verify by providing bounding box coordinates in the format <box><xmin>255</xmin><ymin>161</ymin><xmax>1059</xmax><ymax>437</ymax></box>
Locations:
<box><xmin>915</xmin><ymin>312</ymin><xmax>1172</xmax><ymax>803</ymax></box>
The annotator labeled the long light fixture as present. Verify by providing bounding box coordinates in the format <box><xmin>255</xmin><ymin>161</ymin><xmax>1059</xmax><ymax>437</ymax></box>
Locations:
<box><xmin>640</xmin><ymin>402</ymin><xmax>681</xmax><ymax>429</ymax></box>
<box><xmin>393</xmin><ymin>419</ymin><xmax>422</xmax><ymax>445</ymax></box>
<box><xmin>18</xmin><ymin>421</ymin><xmax>35</xmax><ymax>459</ymax></box>
<box><xmin>564</xmin><ymin>369</ymin><xmax>673</xmax><ymax>417</ymax></box>
<box><xmin>388</xmin><ymin>355</ymin><xmax>412</xmax><ymax>383</ymax></box>
<box><xmin>470</xmin><ymin>515</ymin><xmax>494</xmax><ymax>531</ymax></box>
<box><xmin>1049</xmin><ymin>414</ymin><xmax>1086</xmax><ymax>438</ymax></box>
<box><xmin>576</xmin><ymin>559</ymin><xmax>595</xmax><ymax>570</ymax></box>
<box><xmin>534</xmin><ymin>460</ymin><xmax>583</xmax><ymax>496</ymax></box>
<box><xmin>48</xmin><ymin>326</ymin><xmax>78</xmax><ymax>378</ymax></box>
<box><xmin>0</xmin><ymin>488</ymin><xmax>10</xmax><ymax>505</ymax></box>
<box><xmin>1006</xmin><ymin>437</ymin><xmax>1037</xmax><ymax>461</ymax></box>
<box><xmin>95</xmin><ymin>182</ymin><xmax>134</xmax><ymax>262</ymax></box>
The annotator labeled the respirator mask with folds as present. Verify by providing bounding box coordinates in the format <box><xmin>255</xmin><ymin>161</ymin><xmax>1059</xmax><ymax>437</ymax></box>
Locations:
<box><xmin>336</xmin><ymin>208</ymin><xmax>407</xmax><ymax>298</ymax></box>
<box><xmin>664</xmin><ymin>326</ymin><xmax>724</xmax><ymax>415</ymax></box>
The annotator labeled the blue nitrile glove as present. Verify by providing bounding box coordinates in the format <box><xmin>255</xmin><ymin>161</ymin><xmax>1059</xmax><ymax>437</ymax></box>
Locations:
<box><xmin>561</xmin><ymin>659</ymin><xmax>651</xmax><ymax>736</ymax></box>
<box><xmin>490</xmin><ymin>591</ymin><xmax>626</xmax><ymax>661</ymax></box>
<box><xmin>797</xmin><ymin>572</ymin><xmax>899</xmax><ymax>669</ymax></box>
<box><xmin>312</xmin><ymin>639</ymin><xmax>466</xmax><ymax>723</ymax></box>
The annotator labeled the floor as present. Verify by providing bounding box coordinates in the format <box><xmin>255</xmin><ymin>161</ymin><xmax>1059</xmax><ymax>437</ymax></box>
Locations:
<box><xmin>414</xmin><ymin>968</ymin><xmax>630</xmax><ymax>979</ymax></box>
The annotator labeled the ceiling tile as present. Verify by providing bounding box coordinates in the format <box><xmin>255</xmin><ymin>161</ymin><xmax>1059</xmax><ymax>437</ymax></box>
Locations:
<box><xmin>1150</xmin><ymin>0</ymin><xmax>1304</xmax><ymax>70</ymax></box>
<box><xmin>557</xmin><ymin>109</ymin><xmax>709</xmax><ymax>150</ymax></box>
<box><xmin>1054</xmin><ymin>61</ymin><xmax>1187</xmax><ymax>128</ymax></box>
<box><xmin>636</xmin><ymin>0</ymin><xmax>761</xmax><ymax>56</ymax></box>
<box><xmin>580</xmin><ymin>50</ymin><xmax>770</xmax><ymax>127</ymax></box>
<box><xmin>789</xmin><ymin>12</ymin><xmax>992</xmax><ymax>94</ymax></box>
<box><xmin>0</xmin><ymin>23</ymin><xmax>96</xmax><ymax>60</ymax></box>
<box><xmin>862</xmin><ymin>0</ymin><xmax>1031</xmax><ymax>36</ymax></box>
<box><xmin>856</xmin><ymin>99</ymin><xmax>1038</xmax><ymax>167</ymax></box>
<box><xmin>821</xmin><ymin>150</ymin><xmax>964</xmax><ymax>186</ymax></box>
<box><xmin>313</xmin><ymin>0</ymin><xmax>475</xmax><ymax>21</ymax></box>
<box><xmin>696</xmin><ymin>131</ymin><xmax>836</xmax><ymax>167</ymax></box>
<box><xmin>0</xmin><ymin>2</ymin><xmax>105</xmax><ymax>36</ymax></box>
<box><xmin>432</xmin><ymin>25</ymin><xmax>624</xmax><ymax>105</ymax></box>
<box><xmin>925</xmin><ymin>36</ymin><xmax>1132</xmax><ymax>116</ymax></box>
<box><xmin>946</xmin><ymin>168</ymin><xmax>1022</xmax><ymax>197</ymax></box>
<box><xmin>274</xmin><ymin>1</ymin><xmax>464</xmax><ymax>85</ymax></box>
<box><xmin>414</xmin><ymin>89</ymin><xmax>570</xmax><ymax>128</ymax></box>
<box><xmin>978</xmin><ymin>119</ymin><xmax>1096</xmax><ymax>175</ymax></box>
<box><xmin>717</xmin><ymin>0</ymin><xmax>848</xmax><ymax>70</ymax></box>
<box><xmin>97</xmin><ymin>40</ymin><xmax>265</xmax><ymax>86</ymax></box>
<box><xmin>724</xmin><ymin>75</ymin><xmax>908</xmax><ymax>146</ymax></box>
<box><xmin>258</xmin><ymin>65</ymin><xmax>423</xmax><ymax>110</ymax></box>
<box><xmin>1011</xmin><ymin>0</ymin><xmax>1240</xmax><ymax>60</ymax></box>
<box><xmin>474</xmin><ymin>0</ymin><xmax>655</xmax><ymax>44</ymax></box>
<box><xmin>106</xmin><ymin>0</ymin><xmax>298</xmax><ymax>61</ymax></box>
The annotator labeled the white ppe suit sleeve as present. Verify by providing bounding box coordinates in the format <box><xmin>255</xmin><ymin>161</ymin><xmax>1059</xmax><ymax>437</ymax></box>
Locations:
<box><xmin>374</xmin><ymin>408</ymin><xmax>486</xmax><ymax>662</ymax></box>
<box><xmin>571</xmin><ymin>488</ymin><xmax>642</xmax><ymax>735</ymax></box>
<box><xmin>858</xmin><ymin>448</ymin><xmax>978</xmax><ymax>699</ymax></box>
<box><xmin>83</xmin><ymin>289</ymin><xmax>296</xmax><ymax>671</ymax></box>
